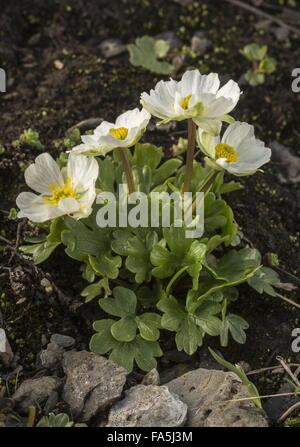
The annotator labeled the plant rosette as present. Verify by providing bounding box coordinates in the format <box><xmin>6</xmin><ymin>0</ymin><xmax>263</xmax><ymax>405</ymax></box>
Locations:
<box><xmin>15</xmin><ymin>69</ymin><xmax>281</xmax><ymax>373</ymax></box>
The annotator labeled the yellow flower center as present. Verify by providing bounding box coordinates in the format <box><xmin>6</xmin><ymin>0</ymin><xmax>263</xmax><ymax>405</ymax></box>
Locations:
<box><xmin>109</xmin><ymin>127</ymin><xmax>128</xmax><ymax>140</ymax></box>
<box><xmin>215</xmin><ymin>143</ymin><xmax>238</xmax><ymax>163</ymax></box>
<box><xmin>180</xmin><ymin>94</ymin><xmax>192</xmax><ymax>110</ymax></box>
<box><xmin>43</xmin><ymin>177</ymin><xmax>80</xmax><ymax>206</ymax></box>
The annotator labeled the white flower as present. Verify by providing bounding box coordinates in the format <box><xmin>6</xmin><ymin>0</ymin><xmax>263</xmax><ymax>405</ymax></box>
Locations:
<box><xmin>71</xmin><ymin>108</ymin><xmax>151</xmax><ymax>156</ymax></box>
<box><xmin>197</xmin><ymin>121</ymin><xmax>271</xmax><ymax>175</ymax></box>
<box><xmin>140</xmin><ymin>69</ymin><xmax>241</xmax><ymax>135</ymax></box>
<box><xmin>16</xmin><ymin>153</ymin><xmax>99</xmax><ymax>222</ymax></box>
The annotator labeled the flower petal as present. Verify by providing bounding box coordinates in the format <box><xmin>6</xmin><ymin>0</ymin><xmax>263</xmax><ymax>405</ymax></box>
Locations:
<box><xmin>67</xmin><ymin>154</ymin><xmax>99</xmax><ymax>191</ymax></box>
<box><xmin>16</xmin><ymin>192</ymin><xmax>62</xmax><ymax>222</ymax></box>
<box><xmin>24</xmin><ymin>153</ymin><xmax>63</xmax><ymax>194</ymax></box>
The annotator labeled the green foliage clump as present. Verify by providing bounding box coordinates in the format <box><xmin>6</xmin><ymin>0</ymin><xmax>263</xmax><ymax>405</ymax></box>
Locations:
<box><xmin>20</xmin><ymin>142</ymin><xmax>280</xmax><ymax>373</ymax></box>
<box><xmin>36</xmin><ymin>413</ymin><xmax>73</xmax><ymax>427</ymax></box>
<box><xmin>128</xmin><ymin>36</ymin><xmax>173</xmax><ymax>74</ymax></box>
<box><xmin>12</xmin><ymin>128</ymin><xmax>44</xmax><ymax>150</ymax></box>
<box><xmin>240</xmin><ymin>43</ymin><xmax>276</xmax><ymax>86</ymax></box>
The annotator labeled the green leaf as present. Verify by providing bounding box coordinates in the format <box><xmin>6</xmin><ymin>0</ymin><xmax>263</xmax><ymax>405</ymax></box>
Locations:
<box><xmin>90</xmin><ymin>319</ymin><xmax>118</xmax><ymax>354</ymax></box>
<box><xmin>219</xmin><ymin>181</ymin><xmax>244</xmax><ymax>195</ymax></box>
<box><xmin>89</xmin><ymin>253</ymin><xmax>121</xmax><ymax>279</ymax></box>
<box><xmin>244</xmin><ymin>70</ymin><xmax>265</xmax><ymax>86</ymax></box>
<box><xmin>151</xmin><ymin>242</ymin><xmax>178</xmax><ymax>279</ymax></box>
<box><xmin>241</xmin><ymin>43</ymin><xmax>267</xmax><ymax>62</ymax></box>
<box><xmin>151</xmin><ymin>226</ymin><xmax>207</xmax><ymax>288</ymax></box>
<box><xmin>225</xmin><ymin>314</ymin><xmax>249</xmax><ymax>345</ymax></box>
<box><xmin>81</xmin><ymin>277</ymin><xmax>111</xmax><ymax>303</ymax></box>
<box><xmin>175</xmin><ymin>314</ymin><xmax>203</xmax><ymax>355</ymax></box>
<box><xmin>125</xmin><ymin>232</ymin><xmax>158</xmax><ymax>283</ymax></box>
<box><xmin>47</xmin><ymin>217</ymin><xmax>66</xmax><ymax>243</ymax></box>
<box><xmin>157</xmin><ymin>296</ymin><xmax>203</xmax><ymax>355</ymax></box>
<box><xmin>19</xmin><ymin>240</ymin><xmax>60</xmax><ymax>264</ymax></box>
<box><xmin>96</xmin><ymin>157</ymin><xmax>117</xmax><ymax>193</ymax></box>
<box><xmin>154</xmin><ymin>39</ymin><xmax>170</xmax><ymax>58</ymax></box>
<box><xmin>248</xmin><ymin>266</ymin><xmax>280</xmax><ymax>297</ymax></box>
<box><xmin>61</xmin><ymin>218</ymin><xmax>112</xmax><ymax>261</ymax></box>
<box><xmin>152</xmin><ymin>159</ymin><xmax>182</xmax><ymax>186</ymax></box>
<box><xmin>128</xmin><ymin>35</ymin><xmax>173</xmax><ymax>74</ymax></box>
<box><xmin>99</xmin><ymin>286</ymin><xmax>137</xmax><ymax>318</ymax></box>
<box><xmin>108</xmin><ymin>335</ymin><xmax>162</xmax><ymax>373</ymax></box>
<box><xmin>136</xmin><ymin>312</ymin><xmax>161</xmax><ymax>341</ymax></box>
<box><xmin>208</xmin><ymin>348</ymin><xmax>262</xmax><ymax>408</ymax></box>
<box><xmin>36</xmin><ymin>413</ymin><xmax>73</xmax><ymax>427</ymax></box>
<box><xmin>111</xmin><ymin>316</ymin><xmax>137</xmax><ymax>342</ymax></box>
<box><xmin>258</xmin><ymin>57</ymin><xmax>276</xmax><ymax>75</ymax></box>
<box><xmin>133</xmin><ymin>143</ymin><xmax>163</xmax><ymax>169</ymax></box>
<box><xmin>157</xmin><ymin>296</ymin><xmax>185</xmax><ymax>331</ymax></box>
<box><xmin>207</xmin><ymin>248</ymin><xmax>261</xmax><ymax>283</ymax></box>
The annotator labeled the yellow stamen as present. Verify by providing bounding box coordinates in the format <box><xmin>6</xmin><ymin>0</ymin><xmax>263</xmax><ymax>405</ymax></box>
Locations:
<box><xmin>43</xmin><ymin>177</ymin><xmax>80</xmax><ymax>206</ymax></box>
<box><xmin>181</xmin><ymin>94</ymin><xmax>192</xmax><ymax>110</ymax></box>
<box><xmin>215</xmin><ymin>143</ymin><xmax>238</xmax><ymax>163</ymax></box>
<box><xmin>109</xmin><ymin>127</ymin><xmax>128</xmax><ymax>140</ymax></box>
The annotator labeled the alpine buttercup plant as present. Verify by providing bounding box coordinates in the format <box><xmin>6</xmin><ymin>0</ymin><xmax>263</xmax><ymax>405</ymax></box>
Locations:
<box><xmin>16</xmin><ymin>69</ymin><xmax>281</xmax><ymax>373</ymax></box>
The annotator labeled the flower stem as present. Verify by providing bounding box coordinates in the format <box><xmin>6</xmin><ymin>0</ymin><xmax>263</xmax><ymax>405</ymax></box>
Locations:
<box><xmin>191</xmin><ymin>169</ymin><xmax>219</xmax><ymax>212</ymax></box>
<box><xmin>117</xmin><ymin>148</ymin><xmax>135</xmax><ymax>194</ymax></box>
<box><xmin>183</xmin><ymin>119</ymin><xmax>196</xmax><ymax>193</ymax></box>
<box><xmin>166</xmin><ymin>266</ymin><xmax>189</xmax><ymax>296</ymax></box>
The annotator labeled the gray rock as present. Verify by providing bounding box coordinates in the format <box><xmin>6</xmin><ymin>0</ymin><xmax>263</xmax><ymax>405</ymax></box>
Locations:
<box><xmin>172</xmin><ymin>54</ymin><xmax>186</xmax><ymax>72</ymax></box>
<box><xmin>50</xmin><ymin>334</ymin><xmax>75</xmax><ymax>348</ymax></box>
<box><xmin>166</xmin><ymin>368</ymin><xmax>268</xmax><ymax>427</ymax></box>
<box><xmin>141</xmin><ymin>368</ymin><xmax>160</xmax><ymax>386</ymax></box>
<box><xmin>99</xmin><ymin>39</ymin><xmax>127</xmax><ymax>58</ymax></box>
<box><xmin>13</xmin><ymin>376</ymin><xmax>62</xmax><ymax>414</ymax></box>
<box><xmin>107</xmin><ymin>385</ymin><xmax>187</xmax><ymax>427</ymax></box>
<box><xmin>191</xmin><ymin>31</ymin><xmax>211</xmax><ymax>55</ymax></box>
<box><xmin>160</xmin><ymin>363</ymin><xmax>195</xmax><ymax>384</ymax></box>
<box><xmin>67</xmin><ymin>117</ymin><xmax>103</xmax><ymax>134</ymax></box>
<box><xmin>43</xmin><ymin>391</ymin><xmax>59</xmax><ymax>414</ymax></box>
<box><xmin>39</xmin><ymin>342</ymin><xmax>64</xmax><ymax>369</ymax></box>
<box><xmin>273</xmin><ymin>27</ymin><xmax>289</xmax><ymax>42</ymax></box>
<box><xmin>0</xmin><ymin>328</ymin><xmax>14</xmax><ymax>367</ymax></box>
<box><xmin>270</xmin><ymin>141</ymin><xmax>300</xmax><ymax>184</ymax></box>
<box><xmin>264</xmin><ymin>379</ymin><xmax>300</xmax><ymax>422</ymax></box>
<box><xmin>155</xmin><ymin>31</ymin><xmax>181</xmax><ymax>50</ymax></box>
<box><xmin>62</xmin><ymin>351</ymin><xmax>127</xmax><ymax>421</ymax></box>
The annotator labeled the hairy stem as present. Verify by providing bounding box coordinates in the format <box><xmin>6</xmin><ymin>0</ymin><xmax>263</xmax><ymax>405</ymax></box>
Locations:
<box><xmin>183</xmin><ymin>119</ymin><xmax>196</xmax><ymax>193</ymax></box>
<box><xmin>117</xmin><ymin>148</ymin><xmax>135</xmax><ymax>194</ymax></box>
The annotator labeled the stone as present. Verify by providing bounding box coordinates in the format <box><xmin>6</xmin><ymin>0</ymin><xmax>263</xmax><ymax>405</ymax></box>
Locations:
<box><xmin>141</xmin><ymin>368</ymin><xmax>160</xmax><ymax>386</ymax></box>
<box><xmin>39</xmin><ymin>342</ymin><xmax>64</xmax><ymax>369</ymax></box>
<box><xmin>13</xmin><ymin>376</ymin><xmax>62</xmax><ymax>414</ymax></box>
<box><xmin>43</xmin><ymin>391</ymin><xmax>59</xmax><ymax>414</ymax></box>
<box><xmin>270</xmin><ymin>141</ymin><xmax>300</xmax><ymax>184</ymax></box>
<box><xmin>50</xmin><ymin>333</ymin><xmax>75</xmax><ymax>348</ymax></box>
<box><xmin>155</xmin><ymin>31</ymin><xmax>181</xmax><ymax>50</ymax></box>
<box><xmin>191</xmin><ymin>31</ymin><xmax>211</xmax><ymax>55</ymax></box>
<box><xmin>264</xmin><ymin>380</ymin><xmax>300</xmax><ymax>423</ymax></box>
<box><xmin>166</xmin><ymin>368</ymin><xmax>269</xmax><ymax>427</ymax></box>
<box><xmin>99</xmin><ymin>39</ymin><xmax>127</xmax><ymax>58</ymax></box>
<box><xmin>107</xmin><ymin>385</ymin><xmax>187</xmax><ymax>427</ymax></box>
<box><xmin>160</xmin><ymin>363</ymin><xmax>195</xmax><ymax>385</ymax></box>
<box><xmin>67</xmin><ymin>117</ymin><xmax>103</xmax><ymax>134</ymax></box>
<box><xmin>0</xmin><ymin>329</ymin><xmax>14</xmax><ymax>367</ymax></box>
<box><xmin>62</xmin><ymin>351</ymin><xmax>127</xmax><ymax>421</ymax></box>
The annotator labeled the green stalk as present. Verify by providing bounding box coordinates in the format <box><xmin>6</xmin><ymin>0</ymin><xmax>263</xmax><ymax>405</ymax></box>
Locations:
<box><xmin>190</xmin><ymin>169</ymin><xmax>219</xmax><ymax>213</ymax></box>
<box><xmin>27</xmin><ymin>406</ymin><xmax>36</xmax><ymax>427</ymax></box>
<box><xmin>182</xmin><ymin>119</ymin><xmax>196</xmax><ymax>193</ymax></box>
<box><xmin>117</xmin><ymin>148</ymin><xmax>135</xmax><ymax>194</ymax></box>
<box><xmin>166</xmin><ymin>266</ymin><xmax>189</xmax><ymax>296</ymax></box>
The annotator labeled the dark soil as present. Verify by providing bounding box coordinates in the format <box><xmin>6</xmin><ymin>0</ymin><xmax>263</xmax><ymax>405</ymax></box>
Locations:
<box><xmin>0</xmin><ymin>0</ymin><xmax>299</xmax><ymax>420</ymax></box>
